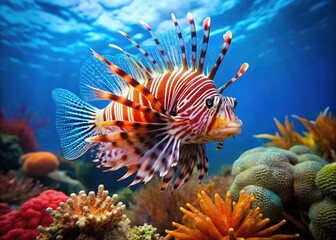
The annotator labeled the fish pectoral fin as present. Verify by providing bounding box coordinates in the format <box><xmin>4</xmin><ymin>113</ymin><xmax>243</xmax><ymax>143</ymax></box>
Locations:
<box><xmin>86</xmin><ymin>128</ymin><xmax>181</xmax><ymax>187</ymax></box>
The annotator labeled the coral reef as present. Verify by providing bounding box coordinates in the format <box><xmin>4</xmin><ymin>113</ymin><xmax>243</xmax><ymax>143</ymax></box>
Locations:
<box><xmin>0</xmin><ymin>132</ymin><xmax>23</xmax><ymax>171</ymax></box>
<box><xmin>255</xmin><ymin>108</ymin><xmax>336</xmax><ymax>162</ymax></box>
<box><xmin>293</xmin><ymin>160</ymin><xmax>326</xmax><ymax>205</ymax></box>
<box><xmin>230</xmin><ymin>147</ymin><xmax>295</xmax><ymax>207</ymax></box>
<box><xmin>127</xmin><ymin>223</ymin><xmax>161</xmax><ymax>240</ymax></box>
<box><xmin>37</xmin><ymin>184</ymin><xmax>126</xmax><ymax>239</ymax></box>
<box><xmin>47</xmin><ymin>169</ymin><xmax>87</xmax><ymax>194</ymax></box>
<box><xmin>244</xmin><ymin>185</ymin><xmax>283</xmax><ymax>223</ymax></box>
<box><xmin>230</xmin><ymin>145</ymin><xmax>335</xmax><ymax>239</ymax></box>
<box><xmin>128</xmin><ymin>174</ymin><xmax>232</xmax><ymax>235</ymax></box>
<box><xmin>20</xmin><ymin>151</ymin><xmax>60</xmax><ymax>176</ymax></box>
<box><xmin>0</xmin><ymin>107</ymin><xmax>45</xmax><ymax>153</ymax></box>
<box><xmin>308</xmin><ymin>197</ymin><xmax>336</xmax><ymax>240</ymax></box>
<box><xmin>165</xmin><ymin>190</ymin><xmax>299</xmax><ymax>239</ymax></box>
<box><xmin>37</xmin><ymin>184</ymin><xmax>161</xmax><ymax>240</ymax></box>
<box><xmin>315</xmin><ymin>162</ymin><xmax>336</xmax><ymax>200</ymax></box>
<box><xmin>0</xmin><ymin>189</ymin><xmax>68</xmax><ymax>240</ymax></box>
<box><xmin>0</xmin><ymin>170</ymin><xmax>45</xmax><ymax>205</ymax></box>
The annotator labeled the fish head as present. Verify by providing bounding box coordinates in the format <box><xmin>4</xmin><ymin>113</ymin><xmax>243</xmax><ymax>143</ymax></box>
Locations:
<box><xmin>201</xmin><ymin>94</ymin><xmax>242</xmax><ymax>142</ymax></box>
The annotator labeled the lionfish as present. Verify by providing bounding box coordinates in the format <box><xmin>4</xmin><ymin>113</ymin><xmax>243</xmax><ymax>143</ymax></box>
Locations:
<box><xmin>52</xmin><ymin>13</ymin><xmax>248</xmax><ymax>190</ymax></box>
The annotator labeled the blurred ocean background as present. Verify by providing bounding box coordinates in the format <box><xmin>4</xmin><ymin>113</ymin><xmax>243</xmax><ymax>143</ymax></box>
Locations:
<box><xmin>1</xmin><ymin>0</ymin><xmax>335</xmax><ymax>182</ymax></box>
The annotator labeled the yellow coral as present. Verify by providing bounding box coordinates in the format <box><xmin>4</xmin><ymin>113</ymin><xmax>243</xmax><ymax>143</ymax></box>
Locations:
<box><xmin>37</xmin><ymin>184</ymin><xmax>126</xmax><ymax>239</ymax></box>
<box><xmin>255</xmin><ymin>108</ymin><xmax>336</xmax><ymax>162</ymax></box>
<box><xmin>165</xmin><ymin>190</ymin><xmax>299</xmax><ymax>240</ymax></box>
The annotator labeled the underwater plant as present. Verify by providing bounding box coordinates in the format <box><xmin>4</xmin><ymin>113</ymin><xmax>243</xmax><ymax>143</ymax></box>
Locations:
<box><xmin>128</xmin><ymin>174</ymin><xmax>232</xmax><ymax>235</ymax></box>
<box><xmin>0</xmin><ymin>170</ymin><xmax>45</xmax><ymax>205</ymax></box>
<box><xmin>165</xmin><ymin>190</ymin><xmax>299</xmax><ymax>239</ymax></box>
<box><xmin>255</xmin><ymin>108</ymin><xmax>336</xmax><ymax>162</ymax></box>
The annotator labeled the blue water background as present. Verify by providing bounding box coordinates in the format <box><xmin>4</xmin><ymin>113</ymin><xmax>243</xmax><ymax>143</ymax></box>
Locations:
<box><xmin>1</xmin><ymin>0</ymin><xmax>335</xmax><ymax>187</ymax></box>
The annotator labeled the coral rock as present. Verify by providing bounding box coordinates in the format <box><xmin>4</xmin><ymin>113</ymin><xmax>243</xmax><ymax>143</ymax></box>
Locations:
<box><xmin>315</xmin><ymin>162</ymin><xmax>336</xmax><ymax>200</ymax></box>
<box><xmin>165</xmin><ymin>190</ymin><xmax>299</xmax><ymax>240</ymax></box>
<box><xmin>20</xmin><ymin>151</ymin><xmax>59</xmax><ymax>176</ymax></box>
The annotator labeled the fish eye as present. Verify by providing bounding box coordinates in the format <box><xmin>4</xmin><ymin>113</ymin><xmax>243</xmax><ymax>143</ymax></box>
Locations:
<box><xmin>205</xmin><ymin>98</ymin><xmax>213</xmax><ymax>108</ymax></box>
<box><xmin>234</xmin><ymin>99</ymin><xmax>237</xmax><ymax>108</ymax></box>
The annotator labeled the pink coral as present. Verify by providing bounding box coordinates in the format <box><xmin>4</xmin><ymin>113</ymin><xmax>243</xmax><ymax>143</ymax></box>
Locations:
<box><xmin>0</xmin><ymin>190</ymin><xmax>68</xmax><ymax>240</ymax></box>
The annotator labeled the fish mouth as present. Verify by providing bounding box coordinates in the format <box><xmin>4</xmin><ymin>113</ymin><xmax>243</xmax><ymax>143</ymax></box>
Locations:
<box><xmin>207</xmin><ymin>120</ymin><xmax>242</xmax><ymax>141</ymax></box>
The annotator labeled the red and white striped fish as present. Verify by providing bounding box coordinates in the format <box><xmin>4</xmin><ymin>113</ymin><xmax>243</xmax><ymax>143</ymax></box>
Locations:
<box><xmin>52</xmin><ymin>13</ymin><xmax>248</xmax><ymax>190</ymax></box>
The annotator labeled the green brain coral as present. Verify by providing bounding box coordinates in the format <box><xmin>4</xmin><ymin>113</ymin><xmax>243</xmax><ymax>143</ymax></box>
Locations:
<box><xmin>315</xmin><ymin>162</ymin><xmax>336</xmax><ymax>200</ymax></box>
<box><xmin>244</xmin><ymin>185</ymin><xmax>283</xmax><ymax>223</ymax></box>
<box><xmin>230</xmin><ymin>147</ymin><xmax>294</xmax><ymax>206</ymax></box>
<box><xmin>293</xmin><ymin>160</ymin><xmax>326</xmax><ymax>204</ymax></box>
<box><xmin>309</xmin><ymin>197</ymin><xmax>336</xmax><ymax>240</ymax></box>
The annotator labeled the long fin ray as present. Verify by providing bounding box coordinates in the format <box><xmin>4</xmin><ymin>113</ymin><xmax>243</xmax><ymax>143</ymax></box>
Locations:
<box><xmin>91</xmin><ymin>49</ymin><xmax>167</xmax><ymax>115</ymax></box>
<box><xmin>52</xmin><ymin>88</ymin><xmax>99</xmax><ymax>159</ymax></box>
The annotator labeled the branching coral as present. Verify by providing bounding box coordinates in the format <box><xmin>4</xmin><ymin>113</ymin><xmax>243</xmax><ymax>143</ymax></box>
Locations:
<box><xmin>165</xmin><ymin>190</ymin><xmax>299</xmax><ymax>240</ymax></box>
<box><xmin>0</xmin><ymin>170</ymin><xmax>45</xmax><ymax>205</ymax></box>
<box><xmin>37</xmin><ymin>184</ymin><xmax>126</xmax><ymax>239</ymax></box>
<box><xmin>128</xmin><ymin>174</ymin><xmax>232</xmax><ymax>235</ymax></box>
<box><xmin>255</xmin><ymin>108</ymin><xmax>336</xmax><ymax>162</ymax></box>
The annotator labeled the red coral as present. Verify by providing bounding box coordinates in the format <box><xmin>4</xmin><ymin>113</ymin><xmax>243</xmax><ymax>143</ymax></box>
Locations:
<box><xmin>0</xmin><ymin>107</ymin><xmax>46</xmax><ymax>153</ymax></box>
<box><xmin>0</xmin><ymin>190</ymin><xmax>68</xmax><ymax>240</ymax></box>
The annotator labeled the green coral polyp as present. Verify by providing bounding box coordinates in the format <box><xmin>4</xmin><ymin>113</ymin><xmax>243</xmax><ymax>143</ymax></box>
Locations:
<box><xmin>315</xmin><ymin>162</ymin><xmax>336</xmax><ymax>200</ymax></box>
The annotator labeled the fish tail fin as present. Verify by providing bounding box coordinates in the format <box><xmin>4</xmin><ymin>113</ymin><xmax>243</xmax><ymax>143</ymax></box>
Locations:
<box><xmin>52</xmin><ymin>88</ymin><xmax>100</xmax><ymax>160</ymax></box>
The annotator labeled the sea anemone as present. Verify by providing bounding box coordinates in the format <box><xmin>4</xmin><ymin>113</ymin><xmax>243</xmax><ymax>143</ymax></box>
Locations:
<box><xmin>165</xmin><ymin>190</ymin><xmax>299</xmax><ymax>239</ymax></box>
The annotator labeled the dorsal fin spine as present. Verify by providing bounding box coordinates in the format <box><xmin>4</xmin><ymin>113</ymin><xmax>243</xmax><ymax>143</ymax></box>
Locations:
<box><xmin>187</xmin><ymin>12</ymin><xmax>197</xmax><ymax>71</ymax></box>
<box><xmin>171</xmin><ymin>13</ymin><xmax>189</xmax><ymax>70</ymax></box>
<box><xmin>197</xmin><ymin>17</ymin><xmax>211</xmax><ymax>74</ymax></box>
<box><xmin>91</xmin><ymin>49</ymin><xmax>167</xmax><ymax>115</ymax></box>
<box><xmin>140</xmin><ymin>21</ymin><xmax>174</xmax><ymax>70</ymax></box>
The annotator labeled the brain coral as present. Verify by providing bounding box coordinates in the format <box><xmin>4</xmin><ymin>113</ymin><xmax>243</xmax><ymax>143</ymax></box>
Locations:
<box><xmin>243</xmin><ymin>185</ymin><xmax>283</xmax><ymax>223</ymax></box>
<box><xmin>315</xmin><ymin>162</ymin><xmax>336</xmax><ymax>200</ymax></box>
<box><xmin>20</xmin><ymin>151</ymin><xmax>59</xmax><ymax>176</ymax></box>
<box><xmin>293</xmin><ymin>159</ymin><xmax>326</xmax><ymax>204</ymax></box>
<box><xmin>308</xmin><ymin>197</ymin><xmax>336</xmax><ymax>240</ymax></box>
<box><xmin>165</xmin><ymin>190</ymin><xmax>299</xmax><ymax>240</ymax></box>
<box><xmin>37</xmin><ymin>184</ymin><xmax>127</xmax><ymax>239</ymax></box>
<box><xmin>230</xmin><ymin>147</ymin><xmax>295</xmax><ymax>206</ymax></box>
<box><xmin>0</xmin><ymin>190</ymin><xmax>68</xmax><ymax>240</ymax></box>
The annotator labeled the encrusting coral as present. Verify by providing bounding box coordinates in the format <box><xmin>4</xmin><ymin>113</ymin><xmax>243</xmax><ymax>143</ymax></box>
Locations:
<box><xmin>255</xmin><ymin>108</ymin><xmax>336</xmax><ymax>162</ymax></box>
<box><xmin>37</xmin><ymin>184</ymin><xmax>126</xmax><ymax>239</ymax></box>
<box><xmin>0</xmin><ymin>170</ymin><xmax>45</xmax><ymax>205</ymax></box>
<box><xmin>165</xmin><ymin>190</ymin><xmax>299</xmax><ymax>240</ymax></box>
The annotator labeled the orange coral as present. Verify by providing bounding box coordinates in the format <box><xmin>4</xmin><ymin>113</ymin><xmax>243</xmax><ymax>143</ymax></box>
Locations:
<box><xmin>165</xmin><ymin>190</ymin><xmax>300</xmax><ymax>240</ymax></box>
<box><xmin>20</xmin><ymin>152</ymin><xmax>59</xmax><ymax>176</ymax></box>
<box><xmin>255</xmin><ymin>108</ymin><xmax>336</xmax><ymax>162</ymax></box>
